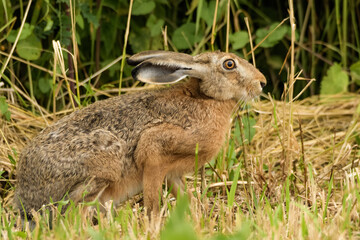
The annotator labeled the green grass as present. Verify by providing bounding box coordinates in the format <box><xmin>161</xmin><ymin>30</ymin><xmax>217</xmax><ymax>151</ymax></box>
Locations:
<box><xmin>2</xmin><ymin>172</ymin><xmax>359</xmax><ymax>239</ymax></box>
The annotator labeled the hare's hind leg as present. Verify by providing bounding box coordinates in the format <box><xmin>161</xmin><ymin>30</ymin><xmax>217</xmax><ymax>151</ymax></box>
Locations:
<box><xmin>68</xmin><ymin>177</ymin><xmax>109</xmax><ymax>206</ymax></box>
<box><xmin>167</xmin><ymin>176</ymin><xmax>186</xmax><ymax>197</ymax></box>
<box><xmin>69</xmin><ymin>129</ymin><xmax>129</xmax><ymax>208</ymax></box>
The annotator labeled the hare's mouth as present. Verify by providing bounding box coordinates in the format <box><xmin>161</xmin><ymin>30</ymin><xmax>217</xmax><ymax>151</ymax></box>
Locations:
<box><xmin>239</xmin><ymin>93</ymin><xmax>257</xmax><ymax>102</ymax></box>
<box><xmin>246</xmin><ymin>89</ymin><xmax>263</xmax><ymax>101</ymax></box>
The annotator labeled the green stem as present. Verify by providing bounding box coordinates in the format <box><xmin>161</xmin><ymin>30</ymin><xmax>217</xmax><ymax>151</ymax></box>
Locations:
<box><xmin>210</xmin><ymin>0</ymin><xmax>219</xmax><ymax>52</ymax></box>
<box><xmin>69</xmin><ymin>0</ymin><xmax>81</xmax><ymax>106</ymax></box>
<box><xmin>310</xmin><ymin>0</ymin><xmax>316</xmax><ymax>95</ymax></box>
<box><xmin>27</xmin><ymin>62</ymin><xmax>35</xmax><ymax>113</ymax></box>
<box><xmin>19</xmin><ymin>0</ymin><xmax>23</xmax><ymax>19</ymax></box>
<box><xmin>119</xmin><ymin>0</ymin><xmax>133</xmax><ymax>95</ymax></box>
<box><xmin>335</xmin><ymin>0</ymin><xmax>344</xmax><ymax>66</ymax></box>
<box><xmin>95</xmin><ymin>0</ymin><xmax>103</xmax><ymax>72</ymax></box>
<box><xmin>349</xmin><ymin>0</ymin><xmax>360</xmax><ymax>59</ymax></box>
<box><xmin>194</xmin><ymin>143</ymin><xmax>199</xmax><ymax>191</ymax></box>
<box><xmin>342</xmin><ymin>0</ymin><xmax>348</xmax><ymax>68</ymax></box>
<box><xmin>30</xmin><ymin>0</ymin><xmax>42</xmax><ymax>25</ymax></box>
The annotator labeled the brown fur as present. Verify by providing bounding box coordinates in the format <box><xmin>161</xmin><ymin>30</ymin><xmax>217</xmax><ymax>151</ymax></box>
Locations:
<box><xmin>14</xmin><ymin>51</ymin><xmax>266</xmax><ymax>215</ymax></box>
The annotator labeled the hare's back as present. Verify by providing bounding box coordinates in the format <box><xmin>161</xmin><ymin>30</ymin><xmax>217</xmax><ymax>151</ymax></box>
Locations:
<box><xmin>20</xmin><ymin>91</ymin><xmax>160</xmax><ymax>163</ymax></box>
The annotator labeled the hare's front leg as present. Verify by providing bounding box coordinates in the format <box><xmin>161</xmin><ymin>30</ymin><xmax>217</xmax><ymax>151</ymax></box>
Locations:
<box><xmin>167</xmin><ymin>176</ymin><xmax>185</xmax><ymax>196</ymax></box>
<box><xmin>142</xmin><ymin>162</ymin><xmax>167</xmax><ymax>215</ymax></box>
<box><xmin>143</xmin><ymin>170</ymin><xmax>187</xmax><ymax>215</ymax></box>
<box><xmin>136</xmin><ymin>124</ymin><xmax>200</xmax><ymax>215</ymax></box>
<box><xmin>137</xmin><ymin>138</ymin><xmax>168</xmax><ymax>214</ymax></box>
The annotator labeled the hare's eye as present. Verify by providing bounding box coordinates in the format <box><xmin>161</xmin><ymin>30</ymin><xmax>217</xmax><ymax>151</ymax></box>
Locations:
<box><xmin>223</xmin><ymin>59</ymin><xmax>236</xmax><ymax>70</ymax></box>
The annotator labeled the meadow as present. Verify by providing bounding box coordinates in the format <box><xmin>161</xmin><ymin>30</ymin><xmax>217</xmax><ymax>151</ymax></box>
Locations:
<box><xmin>0</xmin><ymin>0</ymin><xmax>359</xmax><ymax>239</ymax></box>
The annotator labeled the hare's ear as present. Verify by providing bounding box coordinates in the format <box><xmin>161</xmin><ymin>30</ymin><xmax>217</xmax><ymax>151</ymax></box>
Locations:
<box><xmin>128</xmin><ymin>51</ymin><xmax>208</xmax><ymax>84</ymax></box>
<box><xmin>127</xmin><ymin>50</ymin><xmax>192</xmax><ymax>66</ymax></box>
<box><xmin>131</xmin><ymin>60</ymin><xmax>193</xmax><ymax>84</ymax></box>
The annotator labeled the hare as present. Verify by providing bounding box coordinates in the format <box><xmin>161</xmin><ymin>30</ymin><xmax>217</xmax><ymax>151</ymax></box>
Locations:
<box><xmin>14</xmin><ymin>50</ymin><xmax>266</xmax><ymax>217</ymax></box>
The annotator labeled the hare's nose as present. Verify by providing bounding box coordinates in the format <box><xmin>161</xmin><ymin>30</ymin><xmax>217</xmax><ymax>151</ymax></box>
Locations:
<box><xmin>255</xmin><ymin>71</ymin><xmax>266</xmax><ymax>89</ymax></box>
<box><xmin>257</xmin><ymin>73</ymin><xmax>267</xmax><ymax>88</ymax></box>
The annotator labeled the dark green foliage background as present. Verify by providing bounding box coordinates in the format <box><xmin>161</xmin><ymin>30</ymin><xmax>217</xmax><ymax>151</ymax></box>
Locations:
<box><xmin>1</xmin><ymin>0</ymin><xmax>359</xmax><ymax>111</ymax></box>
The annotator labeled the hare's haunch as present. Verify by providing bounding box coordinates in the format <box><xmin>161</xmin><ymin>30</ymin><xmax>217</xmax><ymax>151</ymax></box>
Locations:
<box><xmin>15</xmin><ymin>51</ymin><xmax>266</xmax><ymax>215</ymax></box>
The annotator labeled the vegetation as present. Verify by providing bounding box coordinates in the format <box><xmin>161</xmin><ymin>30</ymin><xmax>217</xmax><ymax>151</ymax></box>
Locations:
<box><xmin>0</xmin><ymin>0</ymin><xmax>360</xmax><ymax>239</ymax></box>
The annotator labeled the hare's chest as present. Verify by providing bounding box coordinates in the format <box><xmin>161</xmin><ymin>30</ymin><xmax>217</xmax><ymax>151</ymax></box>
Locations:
<box><xmin>195</xmin><ymin>109</ymin><xmax>232</xmax><ymax>137</ymax></box>
<box><xmin>190</xmin><ymin>116</ymin><xmax>232</xmax><ymax>160</ymax></box>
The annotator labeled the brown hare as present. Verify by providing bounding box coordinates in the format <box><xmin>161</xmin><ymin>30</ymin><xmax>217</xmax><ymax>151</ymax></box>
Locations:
<box><xmin>14</xmin><ymin>50</ymin><xmax>266</xmax><ymax>217</ymax></box>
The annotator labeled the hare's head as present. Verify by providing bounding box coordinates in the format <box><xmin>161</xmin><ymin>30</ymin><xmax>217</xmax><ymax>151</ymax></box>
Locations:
<box><xmin>127</xmin><ymin>51</ymin><xmax>266</xmax><ymax>101</ymax></box>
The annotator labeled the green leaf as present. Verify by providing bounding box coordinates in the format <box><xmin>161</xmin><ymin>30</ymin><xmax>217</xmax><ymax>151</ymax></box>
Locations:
<box><xmin>242</xmin><ymin>116</ymin><xmax>256</xmax><ymax>144</ymax></box>
<box><xmin>160</xmin><ymin>195</ymin><xmax>198</xmax><ymax>240</ymax></box>
<box><xmin>13</xmin><ymin>231</ymin><xmax>27</xmax><ymax>239</ymax></box>
<box><xmin>356</xmin><ymin>103</ymin><xmax>360</xmax><ymax>115</ymax></box>
<box><xmin>75</xmin><ymin>32</ymin><xmax>82</xmax><ymax>46</ymax></box>
<box><xmin>6</xmin><ymin>23</ymin><xmax>34</xmax><ymax>43</ymax></box>
<box><xmin>87</xmin><ymin>228</ymin><xmax>105</xmax><ymax>240</ymax></box>
<box><xmin>132</xmin><ymin>0</ymin><xmax>155</xmax><ymax>15</ymax></box>
<box><xmin>350</xmin><ymin>61</ymin><xmax>360</xmax><ymax>86</ymax></box>
<box><xmin>266</xmin><ymin>55</ymin><xmax>283</xmax><ymax>69</ymax></box>
<box><xmin>234</xmin><ymin>120</ymin><xmax>241</xmax><ymax>146</ymax></box>
<box><xmin>234</xmin><ymin>116</ymin><xmax>256</xmax><ymax>145</ymax></box>
<box><xmin>8</xmin><ymin>154</ymin><xmax>16</xmax><ymax>165</ymax></box>
<box><xmin>186</xmin><ymin>0</ymin><xmax>199</xmax><ymax>15</ymax></box>
<box><xmin>38</xmin><ymin>77</ymin><xmax>52</xmax><ymax>94</ymax></box>
<box><xmin>255</xmin><ymin>22</ymin><xmax>289</xmax><ymax>48</ymax></box>
<box><xmin>320</xmin><ymin>63</ymin><xmax>349</xmax><ymax>95</ymax></box>
<box><xmin>102</xmin><ymin>0</ymin><xmax>122</xmax><ymax>12</ymax></box>
<box><xmin>80</xmin><ymin>3</ymin><xmax>99</xmax><ymax>28</ymax></box>
<box><xmin>355</xmin><ymin>134</ymin><xmax>360</xmax><ymax>145</ymax></box>
<box><xmin>172</xmin><ymin>23</ymin><xmax>202</xmax><ymax>50</ymax></box>
<box><xmin>129</xmin><ymin>28</ymin><xmax>151</xmax><ymax>52</ymax></box>
<box><xmin>76</xmin><ymin>14</ymin><xmax>84</xmax><ymax>29</ymax></box>
<box><xmin>154</xmin><ymin>0</ymin><xmax>168</xmax><ymax>4</ymax></box>
<box><xmin>0</xmin><ymin>96</ymin><xmax>8</xmax><ymax>113</ymax></box>
<box><xmin>43</xmin><ymin>16</ymin><xmax>54</xmax><ymax>32</ymax></box>
<box><xmin>146</xmin><ymin>14</ymin><xmax>164</xmax><ymax>37</ymax></box>
<box><xmin>16</xmin><ymin>34</ymin><xmax>42</xmax><ymax>60</ymax></box>
<box><xmin>211</xmin><ymin>222</ymin><xmax>251</xmax><ymax>240</ymax></box>
<box><xmin>150</xmin><ymin>35</ymin><xmax>165</xmax><ymax>50</ymax></box>
<box><xmin>59</xmin><ymin>15</ymin><xmax>72</xmax><ymax>46</ymax></box>
<box><xmin>201</xmin><ymin>0</ymin><xmax>223</xmax><ymax>27</ymax></box>
<box><xmin>227</xmin><ymin>163</ymin><xmax>241</xmax><ymax>208</ymax></box>
<box><xmin>229</xmin><ymin>31</ymin><xmax>249</xmax><ymax>50</ymax></box>
<box><xmin>101</xmin><ymin>16</ymin><xmax>119</xmax><ymax>57</ymax></box>
<box><xmin>0</xmin><ymin>96</ymin><xmax>11</xmax><ymax>120</ymax></box>
<box><xmin>3</xmin><ymin>111</ymin><xmax>11</xmax><ymax>121</ymax></box>
<box><xmin>12</xmin><ymin>147</ymin><xmax>18</xmax><ymax>157</ymax></box>
<box><xmin>301</xmin><ymin>214</ymin><xmax>309</xmax><ymax>238</ymax></box>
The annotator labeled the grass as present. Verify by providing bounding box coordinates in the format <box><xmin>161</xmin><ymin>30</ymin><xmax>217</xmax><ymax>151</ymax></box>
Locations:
<box><xmin>1</xmin><ymin>0</ymin><xmax>360</xmax><ymax>239</ymax></box>
<box><xmin>0</xmin><ymin>93</ymin><xmax>359</xmax><ymax>239</ymax></box>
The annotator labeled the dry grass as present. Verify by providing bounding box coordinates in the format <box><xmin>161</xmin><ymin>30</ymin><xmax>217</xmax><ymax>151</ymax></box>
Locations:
<box><xmin>0</xmin><ymin>92</ymin><xmax>359</xmax><ymax>239</ymax></box>
<box><xmin>251</xmin><ymin>94</ymin><xmax>359</xmax><ymax>193</ymax></box>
